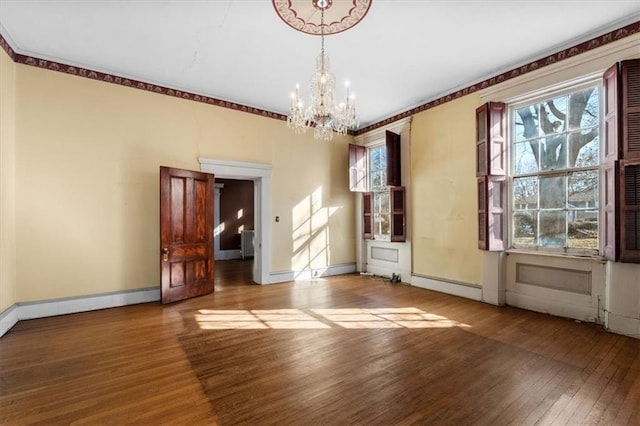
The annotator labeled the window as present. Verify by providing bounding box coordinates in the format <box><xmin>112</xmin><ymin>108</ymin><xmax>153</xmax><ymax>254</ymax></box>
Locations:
<box><xmin>349</xmin><ymin>131</ymin><xmax>405</xmax><ymax>242</ymax></box>
<box><xmin>476</xmin><ymin>60</ymin><xmax>639</xmax><ymax>262</ymax></box>
<box><xmin>369</xmin><ymin>144</ymin><xmax>390</xmax><ymax>238</ymax></box>
<box><xmin>510</xmin><ymin>85</ymin><xmax>600</xmax><ymax>254</ymax></box>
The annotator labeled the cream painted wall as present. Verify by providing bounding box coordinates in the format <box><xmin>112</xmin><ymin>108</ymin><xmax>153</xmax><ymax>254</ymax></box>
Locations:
<box><xmin>272</xmin><ymin>132</ymin><xmax>354</xmax><ymax>273</ymax></box>
<box><xmin>13</xmin><ymin>64</ymin><xmax>355</xmax><ymax>302</ymax></box>
<box><xmin>411</xmin><ymin>94</ymin><xmax>483</xmax><ymax>286</ymax></box>
<box><xmin>0</xmin><ymin>50</ymin><xmax>17</xmax><ymax>311</ymax></box>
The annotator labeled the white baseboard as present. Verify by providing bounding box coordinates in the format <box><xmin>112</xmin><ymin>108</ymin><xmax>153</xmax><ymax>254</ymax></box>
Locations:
<box><xmin>0</xmin><ymin>304</ymin><xmax>19</xmax><ymax>337</ymax></box>
<box><xmin>607</xmin><ymin>312</ymin><xmax>640</xmax><ymax>340</ymax></box>
<box><xmin>0</xmin><ymin>287</ymin><xmax>160</xmax><ymax>338</ymax></box>
<box><xmin>411</xmin><ymin>275</ymin><xmax>482</xmax><ymax>301</ymax></box>
<box><xmin>270</xmin><ymin>263</ymin><xmax>357</xmax><ymax>284</ymax></box>
<box><xmin>215</xmin><ymin>249</ymin><xmax>241</xmax><ymax>260</ymax></box>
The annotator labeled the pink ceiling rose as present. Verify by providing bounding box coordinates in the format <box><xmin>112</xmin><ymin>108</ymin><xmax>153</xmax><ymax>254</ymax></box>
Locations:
<box><xmin>273</xmin><ymin>0</ymin><xmax>372</xmax><ymax>35</ymax></box>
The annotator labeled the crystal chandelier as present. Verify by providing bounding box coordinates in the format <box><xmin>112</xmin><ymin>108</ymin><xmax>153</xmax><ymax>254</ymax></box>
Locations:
<box><xmin>286</xmin><ymin>0</ymin><xmax>359</xmax><ymax>141</ymax></box>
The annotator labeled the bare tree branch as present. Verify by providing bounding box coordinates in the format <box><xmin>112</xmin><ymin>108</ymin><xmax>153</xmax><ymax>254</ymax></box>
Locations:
<box><xmin>547</xmin><ymin>100</ymin><xmax>566</xmax><ymax>123</ymax></box>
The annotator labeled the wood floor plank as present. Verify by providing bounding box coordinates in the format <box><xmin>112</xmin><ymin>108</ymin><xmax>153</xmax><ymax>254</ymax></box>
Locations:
<box><xmin>1</xmin><ymin>260</ymin><xmax>638</xmax><ymax>425</ymax></box>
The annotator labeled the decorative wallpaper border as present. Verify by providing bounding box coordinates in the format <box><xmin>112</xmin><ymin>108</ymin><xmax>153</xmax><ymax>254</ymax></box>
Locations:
<box><xmin>1</xmin><ymin>19</ymin><xmax>639</xmax><ymax>134</ymax></box>
<box><xmin>0</xmin><ymin>35</ymin><xmax>287</xmax><ymax>122</ymax></box>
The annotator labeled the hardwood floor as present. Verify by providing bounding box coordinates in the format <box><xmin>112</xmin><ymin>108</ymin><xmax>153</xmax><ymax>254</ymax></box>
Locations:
<box><xmin>1</xmin><ymin>261</ymin><xmax>639</xmax><ymax>425</ymax></box>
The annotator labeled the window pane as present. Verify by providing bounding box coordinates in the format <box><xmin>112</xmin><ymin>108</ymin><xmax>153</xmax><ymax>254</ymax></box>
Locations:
<box><xmin>374</xmin><ymin>213</ymin><xmax>390</xmax><ymax>236</ymax></box>
<box><xmin>540</xmin><ymin>175</ymin><xmax>566</xmax><ymax>209</ymax></box>
<box><xmin>370</xmin><ymin>146</ymin><xmax>387</xmax><ymax>191</ymax></box>
<box><xmin>539</xmin><ymin>211</ymin><xmax>566</xmax><ymax>247</ymax></box>
<box><xmin>513</xmin><ymin>211</ymin><xmax>536</xmax><ymax>247</ymax></box>
<box><xmin>372</xmin><ymin>169</ymin><xmax>386</xmax><ymax>190</ymax></box>
<box><xmin>568</xmin><ymin>171</ymin><xmax>598</xmax><ymax>208</ymax></box>
<box><xmin>513</xmin><ymin>141</ymin><xmax>538</xmax><ymax>175</ymax></box>
<box><xmin>568</xmin><ymin>211</ymin><xmax>598</xmax><ymax>249</ymax></box>
<box><xmin>568</xmin><ymin>87</ymin><xmax>599</xmax><ymax>129</ymax></box>
<box><xmin>540</xmin><ymin>135</ymin><xmax>567</xmax><ymax>171</ymax></box>
<box><xmin>373</xmin><ymin>190</ymin><xmax>390</xmax><ymax>237</ymax></box>
<box><xmin>541</xmin><ymin>96</ymin><xmax>567</xmax><ymax>135</ymax></box>
<box><xmin>513</xmin><ymin>177</ymin><xmax>538</xmax><ymax>210</ymax></box>
<box><xmin>570</xmin><ymin>130</ymin><xmax>599</xmax><ymax>168</ymax></box>
<box><xmin>375</xmin><ymin>191</ymin><xmax>390</xmax><ymax>215</ymax></box>
<box><xmin>514</xmin><ymin>105</ymin><xmax>539</xmax><ymax>142</ymax></box>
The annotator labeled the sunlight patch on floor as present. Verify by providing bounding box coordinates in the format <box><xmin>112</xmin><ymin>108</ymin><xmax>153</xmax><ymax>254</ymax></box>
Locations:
<box><xmin>195</xmin><ymin>307</ymin><xmax>470</xmax><ymax>330</ymax></box>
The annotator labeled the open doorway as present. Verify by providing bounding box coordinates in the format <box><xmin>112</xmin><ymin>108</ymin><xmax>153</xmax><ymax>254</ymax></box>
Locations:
<box><xmin>199</xmin><ymin>157</ymin><xmax>272</xmax><ymax>285</ymax></box>
<box><xmin>214</xmin><ymin>178</ymin><xmax>255</xmax><ymax>261</ymax></box>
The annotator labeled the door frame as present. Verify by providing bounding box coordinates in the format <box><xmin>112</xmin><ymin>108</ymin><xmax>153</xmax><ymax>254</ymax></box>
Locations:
<box><xmin>199</xmin><ymin>157</ymin><xmax>272</xmax><ymax>285</ymax></box>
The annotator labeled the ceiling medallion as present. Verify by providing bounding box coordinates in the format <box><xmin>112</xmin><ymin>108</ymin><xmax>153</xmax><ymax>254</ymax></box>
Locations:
<box><xmin>273</xmin><ymin>0</ymin><xmax>372</xmax><ymax>35</ymax></box>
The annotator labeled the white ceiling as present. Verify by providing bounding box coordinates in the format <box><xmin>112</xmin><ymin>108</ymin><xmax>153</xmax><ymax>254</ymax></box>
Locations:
<box><xmin>1</xmin><ymin>1</ymin><xmax>639</xmax><ymax>129</ymax></box>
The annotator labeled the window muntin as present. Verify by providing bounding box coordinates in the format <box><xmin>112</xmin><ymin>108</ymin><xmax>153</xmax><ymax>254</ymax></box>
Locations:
<box><xmin>510</xmin><ymin>85</ymin><xmax>600</xmax><ymax>254</ymax></box>
<box><xmin>369</xmin><ymin>145</ymin><xmax>390</xmax><ymax>238</ymax></box>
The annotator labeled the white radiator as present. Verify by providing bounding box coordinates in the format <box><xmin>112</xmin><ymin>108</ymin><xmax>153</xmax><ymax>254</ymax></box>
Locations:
<box><xmin>241</xmin><ymin>230</ymin><xmax>255</xmax><ymax>260</ymax></box>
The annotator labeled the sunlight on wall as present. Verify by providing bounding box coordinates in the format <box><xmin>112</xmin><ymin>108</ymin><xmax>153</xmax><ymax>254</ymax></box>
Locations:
<box><xmin>195</xmin><ymin>307</ymin><xmax>471</xmax><ymax>330</ymax></box>
<box><xmin>214</xmin><ymin>222</ymin><xmax>225</xmax><ymax>237</ymax></box>
<box><xmin>237</xmin><ymin>208</ymin><xmax>243</xmax><ymax>219</ymax></box>
<box><xmin>291</xmin><ymin>187</ymin><xmax>340</xmax><ymax>275</ymax></box>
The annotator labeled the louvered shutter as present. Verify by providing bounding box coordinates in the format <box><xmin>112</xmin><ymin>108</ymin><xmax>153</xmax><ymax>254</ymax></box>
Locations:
<box><xmin>621</xmin><ymin>60</ymin><xmax>640</xmax><ymax>160</ymax></box>
<box><xmin>363</xmin><ymin>192</ymin><xmax>373</xmax><ymax>240</ymax></box>
<box><xmin>619</xmin><ymin>59</ymin><xmax>640</xmax><ymax>262</ymax></box>
<box><xmin>390</xmin><ymin>187</ymin><xmax>406</xmax><ymax>242</ymax></box>
<box><xmin>620</xmin><ymin>161</ymin><xmax>640</xmax><ymax>262</ymax></box>
<box><xmin>349</xmin><ymin>144</ymin><xmax>367</xmax><ymax>192</ymax></box>
<box><xmin>386</xmin><ymin>131</ymin><xmax>402</xmax><ymax>186</ymax></box>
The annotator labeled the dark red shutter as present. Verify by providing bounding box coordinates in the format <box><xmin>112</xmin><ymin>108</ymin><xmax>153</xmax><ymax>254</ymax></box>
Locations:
<box><xmin>604</xmin><ymin>161</ymin><xmax>620</xmax><ymax>260</ymax></box>
<box><xmin>603</xmin><ymin>63</ymin><xmax>621</xmax><ymax>261</ymax></box>
<box><xmin>363</xmin><ymin>192</ymin><xmax>373</xmax><ymax>240</ymax></box>
<box><xmin>618</xmin><ymin>59</ymin><xmax>640</xmax><ymax>262</ymax></box>
<box><xmin>477</xmin><ymin>102</ymin><xmax>506</xmax><ymax>250</ymax></box>
<box><xmin>487</xmin><ymin>176</ymin><xmax>506</xmax><ymax>251</ymax></box>
<box><xmin>476</xmin><ymin>106</ymin><xmax>488</xmax><ymax>177</ymax></box>
<box><xmin>488</xmin><ymin>102</ymin><xmax>507</xmax><ymax>175</ymax></box>
<box><xmin>620</xmin><ymin>160</ymin><xmax>640</xmax><ymax>263</ymax></box>
<box><xmin>621</xmin><ymin>60</ymin><xmax>640</xmax><ymax>160</ymax></box>
<box><xmin>476</xmin><ymin>102</ymin><xmax>506</xmax><ymax>177</ymax></box>
<box><xmin>478</xmin><ymin>177</ymin><xmax>487</xmax><ymax>249</ymax></box>
<box><xmin>390</xmin><ymin>187</ymin><xmax>406</xmax><ymax>242</ymax></box>
<box><xmin>349</xmin><ymin>144</ymin><xmax>367</xmax><ymax>192</ymax></box>
<box><xmin>386</xmin><ymin>131</ymin><xmax>401</xmax><ymax>186</ymax></box>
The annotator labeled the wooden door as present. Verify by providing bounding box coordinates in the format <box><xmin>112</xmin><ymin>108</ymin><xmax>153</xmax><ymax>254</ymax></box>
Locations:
<box><xmin>160</xmin><ymin>166</ymin><xmax>215</xmax><ymax>303</ymax></box>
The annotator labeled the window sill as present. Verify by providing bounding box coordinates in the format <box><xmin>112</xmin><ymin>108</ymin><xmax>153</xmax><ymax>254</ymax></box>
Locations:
<box><xmin>506</xmin><ymin>248</ymin><xmax>607</xmax><ymax>263</ymax></box>
<box><xmin>371</xmin><ymin>237</ymin><xmax>391</xmax><ymax>242</ymax></box>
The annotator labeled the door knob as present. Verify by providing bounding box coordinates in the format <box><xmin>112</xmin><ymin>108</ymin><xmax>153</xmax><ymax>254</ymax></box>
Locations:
<box><xmin>161</xmin><ymin>247</ymin><xmax>169</xmax><ymax>262</ymax></box>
